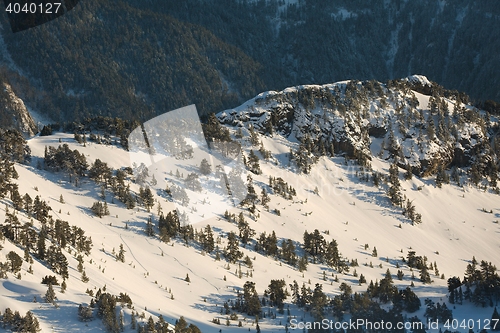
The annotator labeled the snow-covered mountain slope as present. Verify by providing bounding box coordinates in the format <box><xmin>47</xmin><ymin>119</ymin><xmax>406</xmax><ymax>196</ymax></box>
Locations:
<box><xmin>0</xmin><ymin>77</ymin><xmax>499</xmax><ymax>332</ymax></box>
<box><xmin>219</xmin><ymin>75</ymin><xmax>497</xmax><ymax>177</ymax></box>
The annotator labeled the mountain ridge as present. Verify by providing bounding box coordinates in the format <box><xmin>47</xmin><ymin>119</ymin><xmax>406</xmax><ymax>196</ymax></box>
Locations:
<box><xmin>0</xmin><ymin>75</ymin><xmax>499</xmax><ymax>332</ymax></box>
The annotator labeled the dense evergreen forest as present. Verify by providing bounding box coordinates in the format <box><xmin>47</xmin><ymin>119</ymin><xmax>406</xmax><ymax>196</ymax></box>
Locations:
<box><xmin>0</xmin><ymin>0</ymin><xmax>499</xmax><ymax>124</ymax></box>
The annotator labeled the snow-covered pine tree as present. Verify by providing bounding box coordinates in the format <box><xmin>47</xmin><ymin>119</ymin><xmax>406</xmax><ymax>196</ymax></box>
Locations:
<box><xmin>45</xmin><ymin>283</ymin><xmax>56</xmax><ymax>303</ymax></box>
<box><xmin>199</xmin><ymin>158</ymin><xmax>212</xmax><ymax>175</ymax></box>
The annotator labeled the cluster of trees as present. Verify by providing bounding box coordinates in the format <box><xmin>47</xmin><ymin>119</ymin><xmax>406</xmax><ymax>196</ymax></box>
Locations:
<box><xmin>291</xmin><ymin>135</ymin><xmax>322</xmax><ymax>174</ymax></box>
<box><xmin>91</xmin><ymin>201</ymin><xmax>110</xmax><ymax>218</ymax></box>
<box><xmin>288</xmin><ymin>273</ymin><xmax>422</xmax><ymax>328</ymax></box>
<box><xmin>81</xmin><ymin>286</ymin><xmax>201</xmax><ymax>333</ymax></box>
<box><xmin>197</xmin><ymin>225</ymin><xmax>215</xmax><ymax>254</ymax></box>
<box><xmin>423</xmin><ymin>299</ymin><xmax>453</xmax><ymax>322</ymax></box>
<box><xmin>303</xmin><ymin>230</ymin><xmax>349</xmax><ymax>272</ymax></box>
<box><xmin>254</xmin><ymin>231</ymin><xmax>278</xmax><ymax>257</ymax></box>
<box><xmin>0</xmin><ymin>130</ymin><xmax>26</xmax><ymax>201</ymax></box>
<box><xmin>0</xmin><ymin>308</ymin><xmax>40</xmax><ymax>332</ymax></box>
<box><xmin>447</xmin><ymin>257</ymin><xmax>500</xmax><ymax>308</ymax></box>
<box><xmin>216</xmin><ymin>228</ymin><xmax>422</xmax><ymax>327</ymax></box>
<box><xmin>226</xmin><ymin>279</ymin><xmax>286</xmax><ymax>318</ymax></box>
<box><xmin>289</xmin><ymin>281</ymin><xmax>329</xmax><ymax>315</ymax></box>
<box><xmin>144</xmin><ymin>209</ymin><xmax>218</xmax><ymax>254</ymax></box>
<box><xmin>268</xmin><ymin>177</ymin><xmax>296</xmax><ymax>200</ymax></box>
<box><xmin>157</xmin><ymin>211</ymin><xmax>181</xmax><ymax>242</ymax></box>
<box><xmin>404</xmin><ymin>251</ymin><xmax>437</xmax><ymax>284</ymax></box>
<box><xmin>79</xmin><ymin>290</ymin><xmax>127</xmax><ymax>332</ymax></box>
<box><xmin>387</xmin><ymin>163</ymin><xmax>423</xmax><ymax>225</ymax></box>
<box><xmin>1</xmin><ymin>181</ymin><xmax>92</xmax><ymax>281</ymax></box>
<box><xmin>0</xmin><ymin>129</ymin><xmax>31</xmax><ymax>164</ymax></box>
<box><xmin>233</xmin><ymin>75</ymin><xmax>499</xmax><ymax>197</ymax></box>
<box><xmin>138</xmin><ymin>187</ymin><xmax>154</xmax><ymax>212</ymax></box>
<box><xmin>44</xmin><ymin>144</ymin><xmax>88</xmax><ymax>180</ymax></box>
<box><xmin>69</xmin><ymin>116</ymin><xmax>140</xmax><ymax>151</ymax></box>
<box><xmin>365</xmin><ymin>270</ymin><xmax>421</xmax><ymax>312</ymax></box>
<box><xmin>87</xmin><ymin>159</ymin><xmax>136</xmax><ymax>209</ymax></box>
<box><xmin>203</xmin><ymin>113</ymin><xmax>243</xmax><ymax>162</ymax></box>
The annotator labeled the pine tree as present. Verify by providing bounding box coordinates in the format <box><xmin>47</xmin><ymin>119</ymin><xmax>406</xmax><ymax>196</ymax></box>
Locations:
<box><xmin>436</xmin><ymin>165</ymin><xmax>449</xmax><ymax>188</ymax></box>
<box><xmin>7</xmin><ymin>251</ymin><xmax>23</xmax><ymax>273</ymax></box>
<box><xmin>77</xmin><ymin>255</ymin><xmax>84</xmax><ymax>273</ymax></box>
<box><xmin>324</xmin><ymin>239</ymin><xmax>341</xmax><ymax>271</ymax></box>
<box><xmin>199</xmin><ymin>224</ymin><xmax>215</xmax><ymax>254</ymax></box>
<box><xmin>388</xmin><ymin>163</ymin><xmax>402</xmax><ymax>206</ymax></box>
<box><xmin>19</xmin><ymin>311</ymin><xmax>41</xmax><ymax>332</ymax></box>
<box><xmin>280</xmin><ymin>239</ymin><xmax>297</xmax><ymax>266</ymax></box>
<box><xmin>130</xmin><ymin>311</ymin><xmax>137</xmax><ymax>330</ymax></box>
<box><xmin>61</xmin><ymin>280</ymin><xmax>67</xmax><ymax>293</ymax></box>
<box><xmin>81</xmin><ymin>270</ymin><xmax>89</xmax><ymax>283</ymax></box>
<box><xmin>266</xmin><ymin>279</ymin><xmax>287</xmax><ymax>310</ymax></box>
<box><xmin>119</xmin><ymin>311</ymin><xmax>125</xmax><ymax>332</ymax></box>
<box><xmin>420</xmin><ymin>266</ymin><xmax>432</xmax><ymax>284</ymax></box>
<box><xmin>141</xmin><ymin>187</ymin><xmax>154</xmax><ymax>212</ymax></box>
<box><xmin>174</xmin><ymin>316</ymin><xmax>189</xmax><ymax>332</ymax></box>
<box><xmin>238</xmin><ymin>214</ymin><xmax>255</xmax><ymax>245</ymax></box>
<box><xmin>185</xmin><ymin>173</ymin><xmax>203</xmax><ymax>192</ymax></box>
<box><xmin>199</xmin><ymin>158</ymin><xmax>212</xmax><ymax>175</ymax></box>
<box><xmin>310</xmin><ymin>283</ymin><xmax>328</xmax><ymax>321</ymax></box>
<box><xmin>401</xmin><ymin>286</ymin><xmax>421</xmax><ymax>313</ymax></box>
<box><xmin>117</xmin><ymin>244</ymin><xmax>125</xmax><ymax>262</ymax></box>
<box><xmin>298</xmin><ymin>254</ymin><xmax>308</xmax><ymax>272</ymax></box>
<box><xmin>404</xmin><ymin>164</ymin><xmax>413</xmax><ymax>180</ymax></box>
<box><xmin>243</xmin><ymin>281</ymin><xmax>261</xmax><ymax>316</ymax></box>
<box><xmin>247</xmin><ymin>150</ymin><xmax>262</xmax><ymax>174</ymax></box>
<box><xmin>261</xmin><ymin>187</ymin><xmax>270</xmax><ymax>207</ymax></box>
<box><xmin>145</xmin><ymin>217</ymin><xmax>155</xmax><ymax>237</ymax></box>
<box><xmin>45</xmin><ymin>283</ymin><xmax>56</xmax><ymax>303</ymax></box>
<box><xmin>224</xmin><ymin>232</ymin><xmax>243</xmax><ymax>263</ymax></box>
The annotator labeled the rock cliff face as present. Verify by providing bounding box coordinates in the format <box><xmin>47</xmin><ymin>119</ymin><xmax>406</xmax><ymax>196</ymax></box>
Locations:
<box><xmin>0</xmin><ymin>83</ymin><xmax>37</xmax><ymax>137</ymax></box>
<box><xmin>218</xmin><ymin>76</ymin><xmax>498</xmax><ymax>178</ymax></box>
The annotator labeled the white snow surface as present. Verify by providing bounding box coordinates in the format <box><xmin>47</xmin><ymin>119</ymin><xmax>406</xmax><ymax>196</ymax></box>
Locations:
<box><xmin>0</xmin><ymin>118</ymin><xmax>499</xmax><ymax>331</ymax></box>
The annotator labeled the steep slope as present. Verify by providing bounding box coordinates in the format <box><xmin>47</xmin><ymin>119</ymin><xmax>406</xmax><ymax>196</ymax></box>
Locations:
<box><xmin>0</xmin><ymin>77</ymin><xmax>499</xmax><ymax>332</ymax></box>
<box><xmin>219</xmin><ymin>75</ymin><xmax>497</xmax><ymax>178</ymax></box>
<box><xmin>0</xmin><ymin>81</ymin><xmax>37</xmax><ymax>136</ymax></box>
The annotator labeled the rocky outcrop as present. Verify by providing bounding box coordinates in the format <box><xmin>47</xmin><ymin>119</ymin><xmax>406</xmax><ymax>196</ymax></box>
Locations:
<box><xmin>217</xmin><ymin>76</ymin><xmax>498</xmax><ymax>178</ymax></box>
<box><xmin>0</xmin><ymin>83</ymin><xmax>37</xmax><ymax>137</ymax></box>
